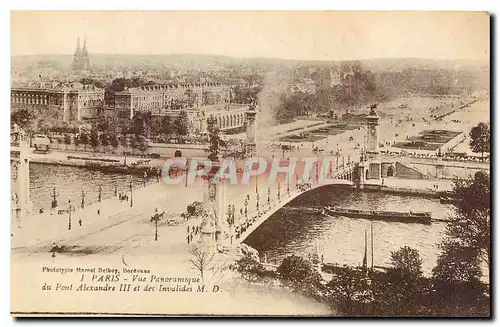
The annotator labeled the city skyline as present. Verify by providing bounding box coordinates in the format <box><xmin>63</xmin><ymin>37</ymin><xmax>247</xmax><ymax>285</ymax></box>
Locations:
<box><xmin>11</xmin><ymin>11</ymin><xmax>489</xmax><ymax>62</ymax></box>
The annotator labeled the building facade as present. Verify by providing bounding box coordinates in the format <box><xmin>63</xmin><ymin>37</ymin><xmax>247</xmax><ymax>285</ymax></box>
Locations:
<box><xmin>11</xmin><ymin>82</ymin><xmax>104</xmax><ymax>122</ymax></box>
<box><xmin>114</xmin><ymin>83</ymin><xmax>231</xmax><ymax>118</ymax></box>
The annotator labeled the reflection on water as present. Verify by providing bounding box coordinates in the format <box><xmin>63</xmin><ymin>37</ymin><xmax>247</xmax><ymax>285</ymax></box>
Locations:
<box><xmin>244</xmin><ymin>186</ymin><xmax>454</xmax><ymax>276</ymax></box>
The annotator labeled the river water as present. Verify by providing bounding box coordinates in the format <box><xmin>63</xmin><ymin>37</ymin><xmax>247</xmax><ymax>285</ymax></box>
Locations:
<box><xmin>244</xmin><ymin>186</ymin><xmax>454</xmax><ymax>276</ymax></box>
<box><xmin>29</xmin><ymin>163</ymin><xmax>454</xmax><ymax>276</ymax></box>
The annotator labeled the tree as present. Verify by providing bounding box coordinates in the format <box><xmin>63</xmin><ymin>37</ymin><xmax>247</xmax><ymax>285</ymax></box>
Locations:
<box><xmin>277</xmin><ymin>255</ymin><xmax>323</xmax><ymax>297</ymax></box>
<box><xmin>372</xmin><ymin>246</ymin><xmax>426</xmax><ymax>316</ymax></box>
<box><xmin>90</xmin><ymin>127</ymin><xmax>99</xmax><ymax>152</ymax></box>
<box><xmin>109</xmin><ymin>134</ymin><xmax>119</xmax><ymax>152</ymax></box>
<box><xmin>428</xmin><ymin>173</ymin><xmax>491</xmax><ymax>317</ymax></box>
<box><xmin>130</xmin><ymin>111</ymin><xmax>152</xmax><ymax>138</ymax></box>
<box><xmin>161</xmin><ymin>115</ymin><xmax>173</xmax><ymax>142</ymax></box>
<box><xmin>188</xmin><ymin>245</ymin><xmax>215</xmax><ymax>283</ymax></box>
<box><xmin>79</xmin><ymin>133</ymin><xmax>89</xmax><ymax>151</ymax></box>
<box><xmin>431</xmin><ymin>241</ymin><xmax>489</xmax><ymax>317</ymax></box>
<box><xmin>469</xmin><ymin>122</ymin><xmax>490</xmax><ymax>160</ymax></box>
<box><xmin>231</xmin><ymin>253</ymin><xmax>276</xmax><ymax>283</ymax></box>
<box><xmin>11</xmin><ymin>109</ymin><xmax>36</xmax><ymax>146</ymax></box>
<box><xmin>174</xmin><ymin>110</ymin><xmax>189</xmax><ymax>142</ymax></box>
<box><xmin>389</xmin><ymin>246</ymin><xmax>423</xmax><ymax>279</ymax></box>
<box><xmin>99</xmin><ymin>133</ymin><xmax>109</xmax><ymax>152</ymax></box>
<box><xmin>447</xmin><ymin>172</ymin><xmax>490</xmax><ymax>265</ymax></box>
<box><xmin>63</xmin><ymin>134</ymin><xmax>71</xmax><ymax>150</ymax></box>
<box><xmin>134</xmin><ymin>134</ymin><xmax>149</xmax><ymax>155</ymax></box>
<box><xmin>73</xmin><ymin>135</ymin><xmax>79</xmax><ymax>151</ymax></box>
<box><xmin>326</xmin><ymin>266</ymin><xmax>372</xmax><ymax>315</ymax></box>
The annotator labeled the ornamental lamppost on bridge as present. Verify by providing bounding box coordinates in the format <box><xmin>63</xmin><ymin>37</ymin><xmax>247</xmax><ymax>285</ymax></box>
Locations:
<box><xmin>336</xmin><ymin>144</ymin><xmax>340</xmax><ymax>171</ymax></box>
<box><xmin>129</xmin><ymin>180</ymin><xmax>133</xmax><ymax>207</ymax></box>
<box><xmin>255</xmin><ymin>183</ymin><xmax>260</xmax><ymax>216</ymax></box>
<box><xmin>68</xmin><ymin>199</ymin><xmax>72</xmax><ymax>230</ymax></box>
<box><xmin>267</xmin><ymin>187</ymin><xmax>271</xmax><ymax>207</ymax></box>
<box><xmin>81</xmin><ymin>190</ymin><xmax>85</xmax><ymax>209</ymax></box>
<box><xmin>51</xmin><ymin>187</ymin><xmax>58</xmax><ymax>209</ymax></box>
<box><xmin>244</xmin><ymin>198</ymin><xmax>248</xmax><ymax>220</ymax></box>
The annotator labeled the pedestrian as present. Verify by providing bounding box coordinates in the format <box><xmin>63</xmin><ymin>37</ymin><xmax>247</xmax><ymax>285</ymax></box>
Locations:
<box><xmin>97</xmin><ymin>209</ymin><xmax>100</xmax><ymax>215</ymax></box>
<box><xmin>78</xmin><ymin>218</ymin><xmax>82</xmax><ymax>227</ymax></box>
<box><xmin>192</xmin><ymin>226</ymin><xmax>195</xmax><ymax>233</ymax></box>
<box><xmin>187</xmin><ymin>235</ymin><xmax>190</xmax><ymax>244</ymax></box>
<box><xmin>187</xmin><ymin>226</ymin><xmax>190</xmax><ymax>234</ymax></box>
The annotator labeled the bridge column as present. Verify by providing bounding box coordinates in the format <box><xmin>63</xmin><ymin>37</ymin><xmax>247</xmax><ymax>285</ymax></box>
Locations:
<box><xmin>200</xmin><ymin>158</ymin><xmax>228</xmax><ymax>252</ymax></box>
<box><xmin>11</xmin><ymin>126</ymin><xmax>32</xmax><ymax>231</ymax></box>
<box><xmin>245</xmin><ymin>102</ymin><xmax>258</xmax><ymax>154</ymax></box>
<box><xmin>365</xmin><ymin>107</ymin><xmax>381</xmax><ymax>180</ymax></box>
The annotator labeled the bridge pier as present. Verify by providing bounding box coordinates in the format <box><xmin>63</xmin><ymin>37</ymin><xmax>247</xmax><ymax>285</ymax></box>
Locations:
<box><xmin>200</xmin><ymin>158</ymin><xmax>228</xmax><ymax>252</ymax></box>
<box><xmin>11</xmin><ymin>125</ymin><xmax>32</xmax><ymax>231</ymax></box>
<box><xmin>365</xmin><ymin>106</ymin><xmax>382</xmax><ymax>181</ymax></box>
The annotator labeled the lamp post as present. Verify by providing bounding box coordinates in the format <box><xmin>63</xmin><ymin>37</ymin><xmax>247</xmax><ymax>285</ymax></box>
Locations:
<box><xmin>129</xmin><ymin>180</ymin><xmax>133</xmax><ymax>207</ymax></box>
<box><xmin>277</xmin><ymin>182</ymin><xmax>281</xmax><ymax>201</ymax></box>
<box><xmin>287</xmin><ymin>180</ymin><xmax>290</xmax><ymax>196</ymax></box>
<box><xmin>81</xmin><ymin>190</ymin><xmax>85</xmax><ymax>209</ymax></box>
<box><xmin>336</xmin><ymin>144</ymin><xmax>340</xmax><ymax>171</ymax></box>
<box><xmin>51</xmin><ymin>187</ymin><xmax>58</xmax><ymax>209</ymax></box>
<box><xmin>98</xmin><ymin>185</ymin><xmax>102</xmax><ymax>203</ymax></box>
<box><xmin>267</xmin><ymin>187</ymin><xmax>271</xmax><ymax>207</ymax></box>
<box><xmin>114</xmin><ymin>183</ymin><xmax>117</xmax><ymax>197</ymax></box>
<box><xmin>143</xmin><ymin>172</ymin><xmax>147</xmax><ymax>188</ymax></box>
<box><xmin>244</xmin><ymin>198</ymin><xmax>248</xmax><ymax>220</ymax></box>
<box><xmin>68</xmin><ymin>199</ymin><xmax>72</xmax><ymax>230</ymax></box>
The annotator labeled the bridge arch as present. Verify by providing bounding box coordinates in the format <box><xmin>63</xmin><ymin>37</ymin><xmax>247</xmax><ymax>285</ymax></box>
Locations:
<box><xmin>237</xmin><ymin>180</ymin><xmax>355</xmax><ymax>243</ymax></box>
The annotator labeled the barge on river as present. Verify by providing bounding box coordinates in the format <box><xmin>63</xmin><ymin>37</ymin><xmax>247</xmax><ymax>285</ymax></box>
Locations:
<box><xmin>323</xmin><ymin>206</ymin><xmax>432</xmax><ymax>224</ymax></box>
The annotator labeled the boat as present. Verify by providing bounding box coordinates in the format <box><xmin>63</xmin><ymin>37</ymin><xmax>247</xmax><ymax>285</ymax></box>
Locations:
<box><xmin>324</xmin><ymin>206</ymin><xmax>432</xmax><ymax>224</ymax></box>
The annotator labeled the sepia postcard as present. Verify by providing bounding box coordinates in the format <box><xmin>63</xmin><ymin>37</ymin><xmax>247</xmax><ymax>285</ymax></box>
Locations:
<box><xmin>10</xmin><ymin>11</ymin><xmax>490</xmax><ymax>317</ymax></box>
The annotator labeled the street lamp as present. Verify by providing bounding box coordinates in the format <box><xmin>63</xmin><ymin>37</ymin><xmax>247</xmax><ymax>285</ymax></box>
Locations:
<box><xmin>129</xmin><ymin>180</ymin><xmax>133</xmax><ymax>207</ymax></box>
<box><xmin>244</xmin><ymin>198</ymin><xmax>248</xmax><ymax>219</ymax></box>
<box><xmin>143</xmin><ymin>172</ymin><xmax>147</xmax><ymax>188</ymax></box>
<box><xmin>98</xmin><ymin>185</ymin><xmax>102</xmax><ymax>203</ymax></box>
<box><xmin>277</xmin><ymin>182</ymin><xmax>281</xmax><ymax>201</ymax></box>
<box><xmin>267</xmin><ymin>187</ymin><xmax>271</xmax><ymax>207</ymax></box>
<box><xmin>68</xmin><ymin>199</ymin><xmax>72</xmax><ymax>230</ymax></box>
<box><xmin>81</xmin><ymin>190</ymin><xmax>85</xmax><ymax>209</ymax></box>
<box><xmin>114</xmin><ymin>183</ymin><xmax>118</xmax><ymax>197</ymax></box>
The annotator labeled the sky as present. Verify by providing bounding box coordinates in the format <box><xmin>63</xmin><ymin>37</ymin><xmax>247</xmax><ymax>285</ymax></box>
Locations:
<box><xmin>11</xmin><ymin>11</ymin><xmax>490</xmax><ymax>61</ymax></box>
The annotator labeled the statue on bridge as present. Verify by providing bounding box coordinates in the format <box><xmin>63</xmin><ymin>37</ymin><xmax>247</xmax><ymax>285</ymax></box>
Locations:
<box><xmin>368</xmin><ymin>103</ymin><xmax>378</xmax><ymax>115</ymax></box>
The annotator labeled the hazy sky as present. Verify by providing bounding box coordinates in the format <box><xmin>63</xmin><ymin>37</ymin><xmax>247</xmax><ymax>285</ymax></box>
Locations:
<box><xmin>11</xmin><ymin>11</ymin><xmax>489</xmax><ymax>61</ymax></box>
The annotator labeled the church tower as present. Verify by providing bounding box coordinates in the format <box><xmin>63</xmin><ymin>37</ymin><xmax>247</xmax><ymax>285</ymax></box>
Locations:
<box><xmin>81</xmin><ymin>37</ymin><xmax>91</xmax><ymax>70</ymax></box>
<box><xmin>72</xmin><ymin>36</ymin><xmax>90</xmax><ymax>70</ymax></box>
<box><xmin>72</xmin><ymin>37</ymin><xmax>82</xmax><ymax>70</ymax></box>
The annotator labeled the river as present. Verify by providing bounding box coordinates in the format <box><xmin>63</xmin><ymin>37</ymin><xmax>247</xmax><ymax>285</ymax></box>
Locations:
<box><xmin>244</xmin><ymin>186</ymin><xmax>455</xmax><ymax>276</ymax></box>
